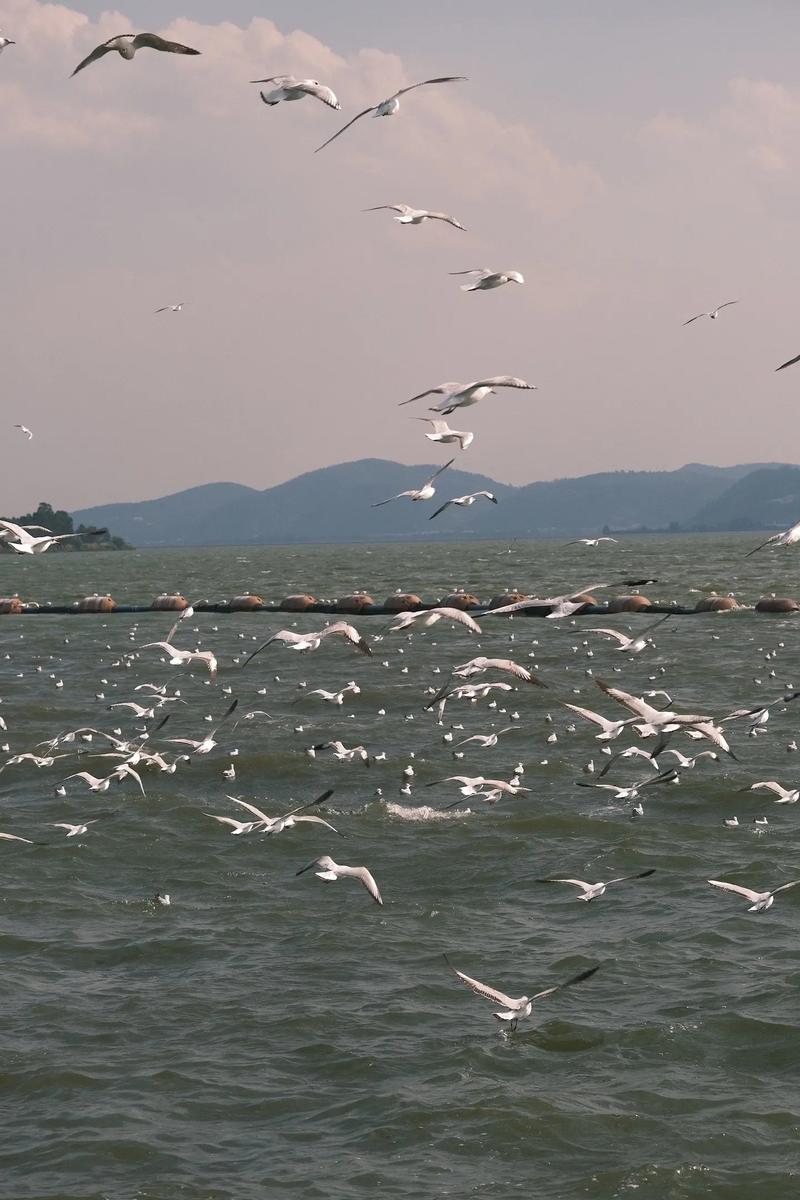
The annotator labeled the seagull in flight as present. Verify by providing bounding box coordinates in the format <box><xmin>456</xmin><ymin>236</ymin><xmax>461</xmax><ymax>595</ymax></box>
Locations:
<box><xmin>400</xmin><ymin>378</ymin><xmax>536</xmax><ymax>415</ymax></box>
<box><xmin>445</xmin><ymin>956</ymin><xmax>599</xmax><ymax>1031</ymax></box>
<box><xmin>0</xmin><ymin>519</ymin><xmax>107</xmax><ymax>555</ymax></box>
<box><xmin>707</xmin><ymin>877</ymin><xmax>800</xmax><ymax>913</ymax></box>
<box><xmin>365</xmin><ymin>203</ymin><xmax>465</xmax><ymax>230</ymax></box>
<box><xmin>0</xmin><ymin>33</ymin><xmax>15</xmax><ymax>56</ymax></box>
<box><xmin>452</xmin><ymin>656</ymin><xmax>545</xmax><ymax>685</ymax></box>
<box><xmin>450</xmin><ymin>268</ymin><xmax>524</xmax><ymax>292</ymax></box>
<box><xmin>296</xmin><ymin>855</ymin><xmax>383</xmax><ymax>904</ymax></box>
<box><xmin>251</xmin><ymin>75</ymin><xmax>340</xmax><ymax>110</ymax></box>
<box><xmin>537</xmin><ymin>869</ymin><xmax>656</xmax><ymax>901</ymax></box>
<box><xmin>372</xmin><ymin>459</ymin><xmax>454</xmax><ymax>506</ymax></box>
<box><xmin>49</xmin><ymin>821</ymin><xmax>98</xmax><ymax>838</ymax></box>
<box><xmin>747</xmin><ymin>781</ymin><xmax>800</xmax><ymax>805</ymax></box>
<box><xmin>13</xmin><ymin>425</ymin><xmax>33</xmax><ymax>440</ymax></box>
<box><xmin>71</xmin><ymin>33</ymin><xmax>201</xmax><ymax>77</ymax></box>
<box><xmin>567</xmin><ymin>538</ymin><xmax>618</xmax><ymax>547</ymax></box>
<box><xmin>682</xmin><ymin>301</ymin><xmax>738</xmax><ymax>325</ymax></box>
<box><xmin>242</xmin><ymin>621</ymin><xmax>372</xmax><ymax>665</ymax></box>
<box><xmin>140</xmin><ymin>641</ymin><xmax>217</xmax><ymax>681</ymax></box>
<box><xmin>155</xmin><ymin>302</ymin><xmax>184</xmax><ymax>314</ymax></box>
<box><xmin>388</xmin><ymin>607</ymin><xmax>481</xmax><ymax>634</ymax></box>
<box><xmin>585</xmin><ymin>614</ymin><xmax>672</xmax><ymax>654</ymax></box>
<box><xmin>430</xmin><ymin>492</ymin><xmax>498</xmax><ymax>520</ymax></box>
<box><xmin>745</xmin><ymin>519</ymin><xmax>800</xmax><ymax>557</ymax></box>
<box><xmin>315</xmin><ymin>76</ymin><xmax>466</xmax><ymax>151</ymax></box>
<box><xmin>414</xmin><ymin>419</ymin><xmax>473</xmax><ymax>450</ymax></box>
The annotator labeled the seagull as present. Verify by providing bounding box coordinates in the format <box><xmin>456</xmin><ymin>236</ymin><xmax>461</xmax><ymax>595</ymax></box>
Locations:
<box><xmin>585</xmin><ymin>615</ymin><xmax>671</xmax><ymax>654</ymax></box>
<box><xmin>388</xmin><ymin>607</ymin><xmax>481</xmax><ymax>634</ymax></box>
<box><xmin>13</xmin><ymin>425</ymin><xmax>33</xmax><ymax>440</ymax></box>
<box><xmin>365</xmin><ymin>203</ymin><xmax>465</xmax><ymax>230</ymax></box>
<box><xmin>707</xmin><ymin>877</ymin><xmax>800</xmax><ymax>913</ymax></box>
<box><xmin>537</xmin><ymin>869</ymin><xmax>656</xmax><ymax>901</ymax></box>
<box><xmin>0</xmin><ymin>34</ymin><xmax>15</xmax><ymax>56</ymax></box>
<box><xmin>660</xmin><ymin>749</ymin><xmax>718</xmax><ymax>768</ymax></box>
<box><xmin>225</xmin><ymin>789</ymin><xmax>340</xmax><ymax>837</ymax></box>
<box><xmin>372</xmin><ymin>459</ymin><xmax>455</xmax><ymax>506</ymax></box>
<box><xmin>429</xmin><ymin>492</ymin><xmax>498</xmax><ymax>520</ymax></box>
<box><xmin>748</xmin><ymin>781</ymin><xmax>800</xmax><ymax>805</ymax></box>
<box><xmin>71</xmin><ymin>33</ymin><xmax>201</xmax><ymax>77</ymax></box>
<box><xmin>310</xmin><ymin>740</ymin><xmax>370</xmax><ymax>765</ymax></box>
<box><xmin>426</xmin><ymin>775</ymin><xmax>528</xmax><ymax>797</ymax></box>
<box><xmin>452</xmin><ymin>656</ymin><xmax>545</xmax><ymax>685</ymax></box>
<box><xmin>452</xmin><ymin>727</ymin><xmax>515</xmax><ymax>750</ymax></box>
<box><xmin>49</xmin><ymin>821</ymin><xmax>98</xmax><ymax>837</ymax></box>
<box><xmin>0</xmin><ymin>519</ymin><xmax>107</xmax><ymax>555</ymax></box>
<box><xmin>296</xmin><ymin>855</ymin><xmax>382</xmax><ymax>904</ymax></box>
<box><xmin>414</xmin><ymin>419</ymin><xmax>473</xmax><ymax>450</ymax></box>
<box><xmin>251</xmin><ymin>76</ymin><xmax>340</xmax><ymax>110</ymax></box>
<box><xmin>745</xmin><ymin>519</ymin><xmax>800</xmax><ymax>557</ymax></box>
<box><xmin>155</xmin><ymin>302</ymin><xmax>184</xmax><ymax>314</ymax></box>
<box><xmin>0</xmin><ymin>830</ymin><xmax>33</xmax><ymax>843</ymax></box>
<box><xmin>445</xmin><ymin>956</ymin><xmax>599</xmax><ymax>1031</ymax></box>
<box><xmin>204</xmin><ymin>814</ymin><xmax>261</xmax><ymax>836</ymax></box>
<box><xmin>577</xmin><ymin>768</ymin><xmax>679</xmax><ymax>802</ymax></box>
<box><xmin>682</xmin><ymin>301</ymin><xmax>738</xmax><ymax>326</ymax></box>
<box><xmin>64</xmin><ymin>764</ymin><xmax>145</xmax><ymax>794</ymax></box>
<box><xmin>154</xmin><ymin>893</ymin><xmax>171</xmax><ymax>906</ymax></box>
<box><xmin>450</xmin><ymin>268</ymin><xmax>524</xmax><ymax>292</ymax></box>
<box><xmin>315</xmin><ymin>76</ymin><xmax>466</xmax><ymax>151</ymax></box>
<box><xmin>140</xmin><ymin>641</ymin><xmax>217</xmax><ymax>681</ymax></box>
<box><xmin>166</xmin><ymin>699</ymin><xmax>238</xmax><ymax>756</ymax></box>
<box><xmin>400</xmin><ymin>377</ymin><xmax>536</xmax><ymax>415</ymax></box>
<box><xmin>490</xmin><ymin>583</ymin><xmax>607</xmax><ymax>620</ymax></box>
<box><xmin>776</xmin><ymin>350</ymin><xmax>800</xmax><ymax>372</ymax></box>
<box><xmin>242</xmin><ymin>621</ymin><xmax>371</xmax><ymax>666</ymax></box>
<box><xmin>567</xmin><ymin>538</ymin><xmax>618</xmax><ymax>547</ymax></box>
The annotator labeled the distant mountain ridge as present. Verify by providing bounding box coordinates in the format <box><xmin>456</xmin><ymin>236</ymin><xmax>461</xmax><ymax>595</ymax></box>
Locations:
<box><xmin>72</xmin><ymin>460</ymin><xmax>798</xmax><ymax>547</ymax></box>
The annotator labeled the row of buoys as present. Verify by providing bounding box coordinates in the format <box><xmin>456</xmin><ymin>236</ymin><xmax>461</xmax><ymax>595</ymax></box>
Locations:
<box><xmin>0</xmin><ymin>590</ymin><xmax>798</xmax><ymax>615</ymax></box>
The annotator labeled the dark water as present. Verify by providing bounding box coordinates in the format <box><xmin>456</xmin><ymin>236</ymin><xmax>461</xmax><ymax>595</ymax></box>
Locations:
<box><xmin>2</xmin><ymin>535</ymin><xmax>800</xmax><ymax>1200</ymax></box>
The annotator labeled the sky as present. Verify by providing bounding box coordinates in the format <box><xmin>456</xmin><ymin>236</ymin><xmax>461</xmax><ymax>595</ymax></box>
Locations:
<box><xmin>3</xmin><ymin>1</ymin><xmax>800</xmax><ymax>510</ymax></box>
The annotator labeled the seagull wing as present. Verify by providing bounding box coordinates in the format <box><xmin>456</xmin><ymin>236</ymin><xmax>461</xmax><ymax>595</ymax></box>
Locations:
<box><xmin>682</xmin><ymin>313</ymin><xmax>705</xmax><ymax>325</ymax></box>
<box><xmin>594</xmin><ymin>677</ymin><xmax>662</xmax><ymax>721</ymax></box>
<box><xmin>530</xmin><ymin>964</ymin><xmax>600</xmax><ymax>1002</ymax></box>
<box><xmin>431</xmin><ymin>607</ymin><xmax>481</xmax><ymax>633</ymax></box>
<box><xmin>449</xmin><ymin>268</ymin><xmax>491</xmax><ymax>277</ymax></box>
<box><xmin>240</xmin><ymin>633</ymin><xmax>285</xmax><ymax>667</ymax></box>
<box><xmin>772</xmin><ymin>879</ymin><xmax>800</xmax><ymax>895</ymax></box>
<box><xmin>320</xmin><ymin>621</ymin><xmax>372</xmax><ymax>655</ymax></box>
<box><xmin>372</xmin><ymin>491</ymin><xmax>409</xmax><ymax>506</ymax></box>
<box><xmin>745</xmin><ymin>533</ymin><xmax>780</xmax><ymax>557</ymax></box>
<box><xmin>399</xmin><ymin>382</ymin><xmax>461</xmax><ymax>406</ymax></box>
<box><xmin>278</xmin><ymin>788</ymin><xmax>336</xmax><ymax>821</ymax></box>
<box><xmin>429</xmin><ymin>500</ymin><xmax>453</xmax><ymax>520</ymax></box>
<box><xmin>132</xmin><ymin>33</ymin><xmax>201</xmax><ymax>55</ymax></box>
<box><xmin>713</xmin><ymin>300</ymin><xmax>739</xmax><ymax>314</ymax></box>
<box><xmin>315</xmin><ymin>106</ymin><xmax>376</xmax><ymax>152</ymax></box>
<box><xmin>472</xmin><ymin>376</ymin><xmax>536</xmax><ymax>390</ymax></box>
<box><xmin>352</xmin><ymin>866</ymin><xmax>382</xmax><ymax>904</ymax></box>
<box><xmin>750</xmin><ymin>781</ymin><xmax>786</xmax><ymax>797</ymax></box>
<box><xmin>230</xmin><ymin>796</ymin><xmax>272</xmax><ymax>824</ymax></box>
<box><xmin>70</xmin><ymin>38</ymin><xmax>118</xmax><ymax>76</ymax></box>
<box><xmin>301</xmin><ymin>82</ymin><xmax>340</xmax><ymax>109</ymax></box>
<box><xmin>444</xmin><ymin>956</ymin><xmax>518</xmax><ymax>1007</ymax></box>
<box><xmin>707</xmin><ymin>880</ymin><xmax>763</xmax><ymax>903</ymax></box>
<box><xmin>364</xmin><ymin>204</ymin><xmax>407</xmax><ymax>213</ymax></box>
<box><xmin>586</xmin><ymin>627</ymin><xmax>631</xmax><ymax>646</ymax></box>
<box><xmin>605</xmin><ymin>869</ymin><xmax>657</xmax><ymax>885</ymax></box>
<box><xmin>537</xmin><ymin>878</ymin><xmax>592</xmax><ymax>890</ymax></box>
<box><xmin>427</xmin><ymin>211</ymin><xmax>465</xmax><ymax>229</ymax></box>
<box><xmin>291</xmin><ymin>814</ymin><xmax>343</xmax><ymax>835</ymax></box>
<box><xmin>394</xmin><ymin>76</ymin><xmax>467</xmax><ymax>98</ymax></box>
<box><xmin>776</xmin><ymin>352</ymin><xmax>800</xmax><ymax>372</ymax></box>
<box><xmin>423</xmin><ymin>457</ymin><xmax>456</xmax><ymax>487</ymax></box>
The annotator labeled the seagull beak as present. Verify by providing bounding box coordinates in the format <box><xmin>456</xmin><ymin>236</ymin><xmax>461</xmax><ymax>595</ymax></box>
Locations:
<box><xmin>295</xmin><ymin>859</ymin><xmax>319</xmax><ymax>876</ymax></box>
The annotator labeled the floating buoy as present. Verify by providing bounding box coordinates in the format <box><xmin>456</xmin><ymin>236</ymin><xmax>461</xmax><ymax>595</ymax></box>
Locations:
<box><xmin>335</xmin><ymin>593</ymin><xmax>375</xmax><ymax>613</ymax></box>
<box><xmin>488</xmin><ymin>592</ymin><xmax>529</xmax><ymax>609</ymax></box>
<box><xmin>694</xmin><ymin>596</ymin><xmax>738</xmax><ymax>612</ymax></box>
<box><xmin>440</xmin><ymin>592</ymin><xmax>481</xmax><ymax>610</ymax></box>
<box><xmin>0</xmin><ymin>596</ymin><xmax>24</xmax><ymax>614</ymax></box>
<box><xmin>280</xmin><ymin>594</ymin><xmax>317</xmax><ymax>612</ymax></box>
<box><xmin>606</xmin><ymin>595</ymin><xmax>652</xmax><ymax>613</ymax></box>
<box><xmin>229</xmin><ymin>594</ymin><xmax>264</xmax><ymax>611</ymax></box>
<box><xmin>382</xmin><ymin>593</ymin><xmax>423</xmax><ymax>611</ymax></box>
<box><xmin>569</xmin><ymin>592</ymin><xmax>599</xmax><ymax>608</ymax></box>
<box><xmin>755</xmin><ymin>596</ymin><xmax>800</xmax><ymax>613</ymax></box>
<box><xmin>76</xmin><ymin>594</ymin><xmax>115</xmax><ymax>613</ymax></box>
<box><xmin>151</xmin><ymin>593</ymin><xmax>190</xmax><ymax>611</ymax></box>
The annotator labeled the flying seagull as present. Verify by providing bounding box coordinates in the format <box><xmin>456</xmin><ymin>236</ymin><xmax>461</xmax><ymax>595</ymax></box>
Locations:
<box><xmin>0</xmin><ymin>519</ymin><xmax>107</xmax><ymax>555</ymax></box>
<box><xmin>155</xmin><ymin>303</ymin><xmax>184</xmax><ymax>314</ymax></box>
<box><xmin>315</xmin><ymin>76</ymin><xmax>466</xmax><ymax>151</ymax></box>
<box><xmin>242</xmin><ymin>621</ymin><xmax>371</xmax><ymax>666</ymax></box>
<box><xmin>745</xmin><ymin>519</ymin><xmax>800</xmax><ymax>557</ymax></box>
<box><xmin>372</xmin><ymin>459</ymin><xmax>454</xmax><ymax>506</ymax></box>
<box><xmin>400</xmin><ymin>378</ymin><xmax>536</xmax><ymax>415</ymax></box>
<box><xmin>444</xmin><ymin>956</ymin><xmax>599</xmax><ymax>1031</ymax></box>
<box><xmin>13</xmin><ymin>425</ymin><xmax>33</xmax><ymax>440</ymax></box>
<box><xmin>251</xmin><ymin>75</ymin><xmax>340</xmax><ymax>110</ymax></box>
<box><xmin>450</xmin><ymin>268</ymin><xmax>524</xmax><ymax>292</ymax></box>
<box><xmin>537</xmin><ymin>869</ymin><xmax>656</xmax><ymax>902</ymax></box>
<box><xmin>567</xmin><ymin>538</ymin><xmax>618</xmax><ymax>547</ymax></box>
<box><xmin>414</xmin><ymin>419</ymin><xmax>473</xmax><ymax>450</ymax></box>
<box><xmin>707</xmin><ymin>877</ymin><xmax>800</xmax><ymax>913</ymax></box>
<box><xmin>429</xmin><ymin>492</ymin><xmax>498</xmax><ymax>520</ymax></box>
<box><xmin>682</xmin><ymin>301</ymin><xmax>738</xmax><ymax>326</ymax></box>
<box><xmin>387</xmin><ymin>607</ymin><xmax>482</xmax><ymax>634</ymax></box>
<box><xmin>71</xmin><ymin>33</ymin><xmax>201</xmax><ymax>77</ymax></box>
<box><xmin>296</xmin><ymin>855</ymin><xmax>383</xmax><ymax>904</ymax></box>
<box><xmin>0</xmin><ymin>34</ymin><xmax>15</xmax><ymax>55</ymax></box>
<box><xmin>365</xmin><ymin>204</ymin><xmax>465</xmax><ymax>230</ymax></box>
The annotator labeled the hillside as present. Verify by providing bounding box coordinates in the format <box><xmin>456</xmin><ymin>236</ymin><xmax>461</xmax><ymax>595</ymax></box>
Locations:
<box><xmin>71</xmin><ymin>460</ymin><xmax>796</xmax><ymax>547</ymax></box>
<box><xmin>691</xmin><ymin>465</ymin><xmax>800</xmax><ymax>531</ymax></box>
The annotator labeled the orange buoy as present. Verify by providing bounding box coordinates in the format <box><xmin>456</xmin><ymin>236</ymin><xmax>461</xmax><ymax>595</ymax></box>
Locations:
<box><xmin>0</xmin><ymin>596</ymin><xmax>24</xmax><ymax>614</ymax></box>
<box><xmin>335</xmin><ymin>593</ymin><xmax>375</xmax><ymax>613</ymax></box>
<box><xmin>441</xmin><ymin>592</ymin><xmax>481</xmax><ymax>610</ymax></box>
<box><xmin>383</xmin><ymin>594</ymin><xmax>423</xmax><ymax>611</ymax></box>
<box><xmin>694</xmin><ymin>596</ymin><xmax>738</xmax><ymax>613</ymax></box>
<box><xmin>229</xmin><ymin>594</ymin><xmax>264</xmax><ymax>611</ymax></box>
<box><xmin>151</xmin><ymin>593</ymin><xmax>190</xmax><ymax>611</ymax></box>
<box><xmin>280</xmin><ymin>594</ymin><xmax>317</xmax><ymax>612</ymax></box>
<box><xmin>76</xmin><ymin>594</ymin><xmax>115</xmax><ymax>613</ymax></box>
<box><xmin>606</xmin><ymin>595</ymin><xmax>652</xmax><ymax>613</ymax></box>
<box><xmin>488</xmin><ymin>592</ymin><xmax>529</xmax><ymax>609</ymax></box>
<box><xmin>755</xmin><ymin>596</ymin><xmax>800</xmax><ymax>613</ymax></box>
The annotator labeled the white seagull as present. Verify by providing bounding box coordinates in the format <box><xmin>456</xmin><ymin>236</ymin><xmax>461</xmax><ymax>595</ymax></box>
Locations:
<box><xmin>13</xmin><ymin>425</ymin><xmax>33</xmax><ymax>440</ymax></box>
<box><xmin>71</xmin><ymin>33</ymin><xmax>201</xmax><ymax>77</ymax></box>
<box><xmin>0</xmin><ymin>519</ymin><xmax>106</xmax><ymax>555</ymax></box>
<box><xmin>537</xmin><ymin>869</ymin><xmax>655</xmax><ymax>902</ymax></box>
<box><xmin>707</xmin><ymin>877</ymin><xmax>800</xmax><ymax>913</ymax></box>
<box><xmin>49</xmin><ymin>821</ymin><xmax>98</xmax><ymax>837</ymax></box>
<box><xmin>225</xmin><ymin>788</ymin><xmax>340</xmax><ymax>837</ymax></box>
<box><xmin>372</xmin><ymin>459</ymin><xmax>455</xmax><ymax>507</ymax></box>
<box><xmin>0</xmin><ymin>831</ymin><xmax>32</xmax><ymax>844</ymax></box>
<box><xmin>242</xmin><ymin>621</ymin><xmax>371</xmax><ymax>665</ymax></box>
<box><xmin>567</xmin><ymin>538</ymin><xmax>618</xmax><ymax>547</ymax></box>
<box><xmin>414</xmin><ymin>419</ymin><xmax>473</xmax><ymax>450</ymax></box>
<box><xmin>166</xmin><ymin>700</ymin><xmax>238</xmax><ymax>756</ymax></box>
<box><xmin>155</xmin><ymin>302</ymin><xmax>184</xmax><ymax>314</ymax></box>
<box><xmin>430</xmin><ymin>492</ymin><xmax>498</xmax><ymax>521</ymax></box>
<box><xmin>140</xmin><ymin>641</ymin><xmax>217</xmax><ymax>681</ymax></box>
<box><xmin>296</xmin><ymin>855</ymin><xmax>382</xmax><ymax>904</ymax></box>
<box><xmin>445</xmin><ymin>956</ymin><xmax>599</xmax><ymax>1031</ymax></box>
<box><xmin>745</xmin><ymin>519</ymin><xmax>800</xmax><ymax>557</ymax></box>
<box><xmin>585</xmin><ymin>614</ymin><xmax>671</xmax><ymax>654</ymax></box>
<box><xmin>400</xmin><ymin>377</ymin><xmax>536</xmax><ymax>415</ymax></box>
<box><xmin>683</xmin><ymin>301</ymin><xmax>738</xmax><ymax>325</ymax></box>
<box><xmin>450</xmin><ymin>268</ymin><xmax>524</xmax><ymax>292</ymax></box>
<box><xmin>252</xmin><ymin>75</ymin><xmax>340</xmax><ymax>110</ymax></box>
<box><xmin>452</xmin><ymin>656</ymin><xmax>545</xmax><ymax>685</ymax></box>
<box><xmin>388</xmin><ymin>607</ymin><xmax>481</xmax><ymax>634</ymax></box>
<box><xmin>309</xmin><ymin>740</ymin><xmax>370</xmax><ymax>765</ymax></box>
<box><xmin>0</xmin><ymin>33</ymin><xmax>15</xmax><ymax>55</ymax></box>
<box><xmin>315</xmin><ymin>76</ymin><xmax>466</xmax><ymax>151</ymax></box>
<box><xmin>294</xmin><ymin>681</ymin><xmax>360</xmax><ymax>705</ymax></box>
<box><xmin>748</xmin><ymin>781</ymin><xmax>800</xmax><ymax>805</ymax></box>
<box><xmin>365</xmin><ymin>203</ymin><xmax>465</xmax><ymax>230</ymax></box>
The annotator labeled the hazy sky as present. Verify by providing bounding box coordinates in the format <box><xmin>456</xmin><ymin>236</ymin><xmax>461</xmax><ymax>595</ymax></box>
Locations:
<box><xmin>3</xmin><ymin>1</ymin><xmax>800</xmax><ymax>510</ymax></box>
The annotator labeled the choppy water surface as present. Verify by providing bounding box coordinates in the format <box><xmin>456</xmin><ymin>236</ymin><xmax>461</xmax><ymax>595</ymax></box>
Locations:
<box><xmin>3</xmin><ymin>535</ymin><xmax>800</xmax><ymax>1200</ymax></box>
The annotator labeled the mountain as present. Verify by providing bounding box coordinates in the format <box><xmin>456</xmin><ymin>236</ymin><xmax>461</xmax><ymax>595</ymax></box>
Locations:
<box><xmin>71</xmin><ymin>460</ymin><xmax>797</xmax><ymax>547</ymax></box>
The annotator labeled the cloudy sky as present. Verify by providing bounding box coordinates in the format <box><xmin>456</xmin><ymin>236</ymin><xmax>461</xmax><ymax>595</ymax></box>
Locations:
<box><xmin>3</xmin><ymin>0</ymin><xmax>800</xmax><ymax>511</ymax></box>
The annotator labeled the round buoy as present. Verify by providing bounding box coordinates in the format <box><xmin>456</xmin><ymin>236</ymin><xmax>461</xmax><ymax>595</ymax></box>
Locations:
<box><xmin>694</xmin><ymin>596</ymin><xmax>738</xmax><ymax>613</ymax></box>
<box><xmin>488</xmin><ymin>592</ymin><xmax>529</xmax><ymax>609</ymax></box>
<box><xmin>76</xmin><ymin>594</ymin><xmax>115</xmax><ymax>613</ymax></box>
<box><xmin>335</xmin><ymin>593</ymin><xmax>375</xmax><ymax>613</ymax></box>
<box><xmin>280</xmin><ymin>594</ymin><xmax>317</xmax><ymax>612</ymax></box>
<box><xmin>607</xmin><ymin>595</ymin><xmax>652</xmax><ymax>613</ymax></box>
<box><xmin>441</xmin><ymin>592</ymin><xmax>481</xmax><ymax>610</ymax></box>
<box><xmin>383</xmin><ymin>594</ymin><xmax>423</xmax><ymax>611</ymax></box>
<box><xmin>755</xmin><ymin>596</ymin><xmax>800</xmax><ymax>613</ymax></box>
<box><xmin>151</xmin><ymin>593</ymin><xmax>190</xmax><ymax>611</ymax></box>
<box><xmin>0</xmin><ymin>596</ymin><xmax>24</xmax><ymax>614</ymax></box>
<box><xmin>229</xmin><ymin>594</ymin><xmax>264</xmax><ymax>611</ymax></box>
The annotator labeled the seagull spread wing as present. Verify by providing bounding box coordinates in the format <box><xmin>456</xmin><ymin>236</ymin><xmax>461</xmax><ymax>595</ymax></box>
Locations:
<box><xmin>301</xmin><ymin>82</ymin><xmax>340</xmax><ymax>108</ymax></box>
<box><xmin>70</xmin><ymin>38</ymin><xmax>120</xmax><ymax>76</ymax></box>
<box><xmin>315</xmin><ymin>105</ymin><xmax>376</xmax><ymax>151</ymax></box>
<box><xmin>776</xmin><ymin>352</ymin><xmax>800</xmax><ymax>372</ymax></box>
<box><xmin>393</xmin><ymin>76</ymin><xmax>467</xmax><ymax>99</ymax></box>
<box><xmin>400</xmin><ymin>383</ymin><xmax>461</xmax><ymax>406</ymax></box>
<box><xmin>472</xmin><ymin>376</ymin><xmax>536</xmax><ymax>390</ymax></box>
<box><xmin>707</xmin><ymin>880</ymin><xmax>763</xmax><ymax>903</ymax></box>
<box><xmin>530</xmin><ymin>965</ymin><xmax>600</xmax><ymax>1001</ymax></box>
<box><xmin>422</xmin><ymin>457</ymin><xmax>455</xmax><ymax>487</ymax></box>
<box><xmin>445</xmin><ymin>957</ymin><xmax>519</xmax><ymax>1008</ymax></box>
<box><xmin>132</xmin><ymin>32</ymin><xmax>201</xmax><ymax>55</ymax></box>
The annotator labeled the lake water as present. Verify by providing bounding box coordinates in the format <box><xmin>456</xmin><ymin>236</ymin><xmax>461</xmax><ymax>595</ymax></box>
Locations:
<box><xmin>2</xmin><ymin>535</ymin><xmax>800</xmax><ymax>1200</ymax></box>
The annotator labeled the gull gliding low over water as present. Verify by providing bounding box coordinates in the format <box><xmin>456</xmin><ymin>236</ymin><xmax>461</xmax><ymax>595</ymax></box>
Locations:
<box><xmin>387</xmin><ymin>607</ymin><xmax>481</xmax><ymax>634</ymax></box>
<box><xmin>365</xmin><ymin>204</ymin><xmax>465</xmax><ymax>230</ymax></box>
<box><xmin>251</xmin><ymin>76</ymin><xmax>340</xmax><ymax>110</ymax></box>
<box><xmin>242</xmin><ymin>621</ymin><xmax>372</xmax><ymax>665</ymax></box>
<box><xmin>707</xmin><ymin>877</ymin><xmax>800</xmax><ymax>913</ymax></box>
<box><xmin>296</xmin><ymin>856</ymin><xmax>383</xmax><ymax>904</ymax></box>
<box><xmin>450</xmin><ymin>268</ymin><xmax>524</xmax><ymax>292</ymax></box>
<box><xmin>445</xmin><ymin>957</ymin><xmax>600</xmax><ymax>1031</ymax></box>
<box><xmin>744</xmin><ymin>519</ymin><xmax>800</xmax><ymax>557</ymax></box>
<box><xmin>315</xmin><ymin>76</ymin><xmax>466</xmax><ymax>151</ymax></box>
<box><xmin>71</xmin><ymin>33</ymin><xmax>201</xmax><ymax>77</ymax></box>
<box><xmin>400</xmin><ymin>378</ymin><xmax>536</xmax><ymax>415</ymax></box>
<box><xmin>372</xmin><ymin>459</ymin><xmax>454</xmax><ymax>506</ymax></box>
<box><xmin>537</xmin><ymin>869</ymin><xmax>656</xmax><ymax>901</ymax></box>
